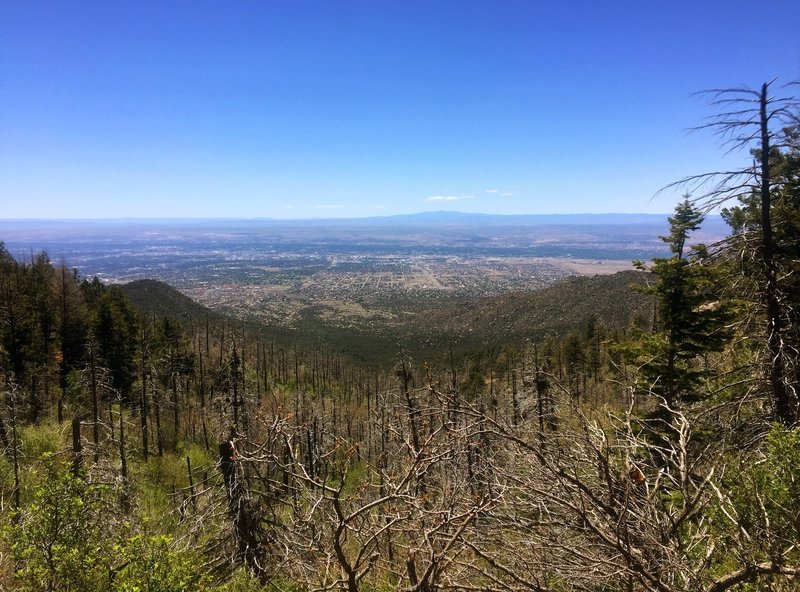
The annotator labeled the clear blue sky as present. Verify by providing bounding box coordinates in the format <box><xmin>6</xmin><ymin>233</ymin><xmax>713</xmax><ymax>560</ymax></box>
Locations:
<box><xmin>1</xmin><ymin>1</ymin><xmax>798</xmax><ymax>219</ymax></box>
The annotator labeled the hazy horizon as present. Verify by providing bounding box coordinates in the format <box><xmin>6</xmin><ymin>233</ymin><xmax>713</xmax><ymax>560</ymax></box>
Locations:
<box><xmin>0</xmin><ymin>210</ymin><xmax>724</xmax><ymax>224</ymax></box>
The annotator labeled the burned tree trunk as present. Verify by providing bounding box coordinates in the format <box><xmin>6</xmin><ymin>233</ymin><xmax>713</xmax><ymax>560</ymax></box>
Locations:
<box><xmin>218</xmin><ymin>435</ymin><xmax>267</xmax><ymax>582</ymax></box>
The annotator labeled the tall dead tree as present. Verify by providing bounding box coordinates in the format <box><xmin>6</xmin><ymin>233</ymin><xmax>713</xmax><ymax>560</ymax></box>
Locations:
<box><xmin>218</xmin><ymin>432</ymin><xmax>267</xmax><ymax>582</ymax></box>
<box><xmin>664</xmin><ymin>79</ymin><xmax>800</xmax><ymax>424</ymax></box>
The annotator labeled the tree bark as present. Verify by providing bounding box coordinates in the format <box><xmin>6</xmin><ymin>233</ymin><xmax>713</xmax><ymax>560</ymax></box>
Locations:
<box><xmin>759</xmin><ymin>82</ymin><xmax>796</xmax><ymax>424</ymax></box>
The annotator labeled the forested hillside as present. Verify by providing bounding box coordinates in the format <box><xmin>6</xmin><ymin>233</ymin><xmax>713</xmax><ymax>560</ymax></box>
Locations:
<box><xmin>1</xmin><ymin>82</ymin><xmax>799</xmax><ymax>591</ymax></box>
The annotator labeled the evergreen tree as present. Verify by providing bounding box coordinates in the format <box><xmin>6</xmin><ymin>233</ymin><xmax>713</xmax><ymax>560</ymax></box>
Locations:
<box><xmin>80</xmin><ymin>279</ymin><xmax>140</xmax><ymax>402</ymax></box>
<box><xmin>0</xmin><ymin>244</ymin><xmax>29</xmax><ymax>387</ymax></box>
<box><xmin>95</xmin><ymin>287</ymin><xmax>139</xmax><ymax>401</ymax></box>
<box><xmin>635</xmin><ymin>198</ymin><xmax>731</xmax><ymax>406</ymax></box>
<box><xmin>56</xmin><ymin>264</ymin><xmax>89</xmax><ymax>422</ymax></box>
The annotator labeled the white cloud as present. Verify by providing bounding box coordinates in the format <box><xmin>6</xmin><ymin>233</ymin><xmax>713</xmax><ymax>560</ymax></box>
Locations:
<box><xmin>314</xmin><ymin>204</ymin><xmax>344</xmax><ymax>209</ymax></box>
<box><xmin>485</xmin><ymin>189</ymin><xmax>499</xmax><ymax>194</ymax></box>
<box><xmin>486</xmin><ymin>189</ymin><xmax>512</xmax><ymax>197</ymax></box>
<box><xmin>425</xmin><ymin>195</ymin><xmax>474</xmax><ymax>202</ymax></box>
<box><xmin>373</xmin><ymin>205</ymin><xmax>388</xmax><ymax>210</ymax></box>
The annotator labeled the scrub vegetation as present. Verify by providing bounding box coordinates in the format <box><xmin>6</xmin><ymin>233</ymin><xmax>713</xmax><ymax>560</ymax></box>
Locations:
<box><xmin>1</xmin><ymin>80</ymin><xmax>799</xmax><ymax>591</ymax></box>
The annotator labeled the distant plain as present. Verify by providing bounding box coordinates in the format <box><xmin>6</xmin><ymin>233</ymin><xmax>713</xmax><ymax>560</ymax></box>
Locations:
<box><xmin>1</xmin><ymin>212</ymin><xmax>728</xmax><ymax>360</ymax></box>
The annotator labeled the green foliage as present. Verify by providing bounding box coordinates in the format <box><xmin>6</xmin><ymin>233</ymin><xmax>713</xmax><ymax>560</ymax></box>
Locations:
<box><xmin>729</xmin><ymin>425</ymin><xmax>800</xmax><ymax>556</ymax></box>
<box><xmin>215</xmin><ymin>570</ymin><xmax>265</xmax><ymax>592</ymax></box>
<box><xmin>94</xmin><ymin>286</ymin><xmax>140</xmax><ymax>400</ymax></box>
<box><xmin>133</xmin><ymin>455</ymin><xmax>190</xmax><ymax>532</ymax></box>
<box><xmin>18</xmin><ymin>421</ymin><xmax>65</xmax><ymax>459</ymax></box>
<box><xmin>215</xmin><ymin>570</ymin><xmax>306</xmax><ymax>592</ymax></box>
<box><xmin>0</xmin><ymin>455</ymin><xmax>15</xmax><ymax>507</ymax></box>
<box><xmin>56</xmin><ymin>265</ymin><xmax>90</xmax><ymax>394</ymax></box>
<box><xmin>633</xmin><ymin>198</ymin><xmax>732</xmax><ymax>405</ymax></box>
<box><xmin>4</xmin><ymin>459</ymin><xmax>209</xmax><ymax>592</ymax></box>
<box><xmin>114</xmin><ymin>535</ymin><xmax>206</xmax><ymax>592</ymax></box>
<box><xmin>64</xmin><ymin>368</ymin><xmax>88</xmax><ymax>409</ymax></box>
<box><xmin>0</xmin><ymin>248</ymin><xmax>59</xmax><ymax>419</ymax></box>
<box><xmin>6</xmin><ymin>459</ymin><xmax>116</xmax><ymax>592</ymax></box>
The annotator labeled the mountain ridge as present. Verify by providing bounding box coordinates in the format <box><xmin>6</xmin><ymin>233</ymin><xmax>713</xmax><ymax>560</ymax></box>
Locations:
<box><xmin>119</xmin><ymin>271</ymin><xmax>653</xmax><ymax>367</ymax></box>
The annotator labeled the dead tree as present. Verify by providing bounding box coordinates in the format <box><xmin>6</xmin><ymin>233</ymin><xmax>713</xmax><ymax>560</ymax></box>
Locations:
<box><xmin>663</xmin><ymin>79</ymin><xmax>800</xmax><ymax>424</ymax></box>
<box><xmin>218</xmin><ymin>431</ymin><xmax>268</xmax><ymax>582</ymax></box>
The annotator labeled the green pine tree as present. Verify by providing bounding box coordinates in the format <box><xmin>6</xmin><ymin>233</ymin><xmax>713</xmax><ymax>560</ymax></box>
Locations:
<box><xmin>635</xmin><ymin>198</ymin><xmax>731</xmax><ymax>407</ymax></box>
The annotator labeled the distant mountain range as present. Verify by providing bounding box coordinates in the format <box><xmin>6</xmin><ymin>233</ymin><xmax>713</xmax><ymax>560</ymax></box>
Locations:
<box><xmin>372</xmin><ymin>211</ymin><xmax>728</xmax><ymax>227</ymax></box>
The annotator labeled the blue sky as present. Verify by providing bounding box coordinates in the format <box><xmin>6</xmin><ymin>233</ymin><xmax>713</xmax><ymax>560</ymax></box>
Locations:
<box><xmin>1</xmin><ymin>1</ymin><xmax>798</xmax><ymax>219</ymax></box>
